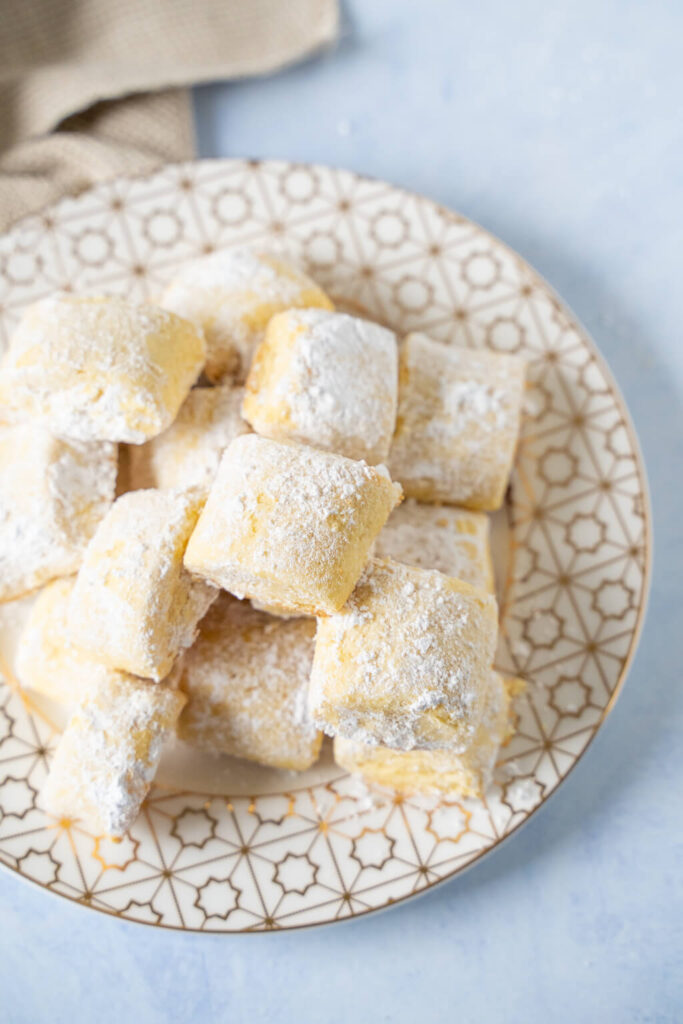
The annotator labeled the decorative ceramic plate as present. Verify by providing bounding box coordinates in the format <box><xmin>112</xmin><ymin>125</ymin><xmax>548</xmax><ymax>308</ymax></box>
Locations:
<box><xmin>0</xmin><ymin>160</ymin><xmax>651</xmax><ymax>931</ymax></box>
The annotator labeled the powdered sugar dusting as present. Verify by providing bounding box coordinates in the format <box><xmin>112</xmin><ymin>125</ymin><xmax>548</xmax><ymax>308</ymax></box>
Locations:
<box><xmin>127</xmin><ymin>384</ymin><xmax>250</xmax><ymax>491</ymax></box>
<box><xmin>160</xmin><ymin>248</ymin><xmax>332</xmax><ymax>382</ymax></box>
<box><xmin>0</xmin><ymin>425</ymin><xmax>116</xmax><ymax>602</ymax></box>
<box><xmin>334</xmin><ymin>672</ymin><xmax>516</xmax><ymax>798</ymax></box>
<box><xmin>309</xmin><ymin>557</ymin><xmax>498</xmax><ymax>751</ymax></box>
<box><xmin>15</xmin><ymin>576</ymin><xmax>180</xmax><ymax>705</ymax></box>
<box><xmin>184</xmin><ymin>435</ymin><xmax>401</xmax><ymax>615</ymax></box>
<box><xmin>388</xmin><ymin>333</ymin><xmax>525</xmax><ymax>509</ymax></box>
<box><xmin>178</xmin><ymin>594</ymin><xmax>320</xmax><ymax>770</ymax></box>
<box><xmin>0</xmin><ymin>295</ymin><xmax>205</xmax><ymax>443</ymax></box>
<box><xmin>244</xmin><ymin>308</ymin><xmax>398</xmax><ymax>463</ymax></box>
<box><xmin>41</xmin><ymin>677</ymin><xmax>185</xmax><ymax>836</ymax></box>
<box><xmin>374</xmin><ymin>499</ymin><xmax>494</xmax><ymax>591</ymax></box>
<box><xmin>17</xmin><ymin>577</ymin><xmax>124</xmax><ymax>704</ymax></box>
<box><xmin>69</xmin><ymin>487</ymin><xmax>217</xmax><ymax>681</ymax></box>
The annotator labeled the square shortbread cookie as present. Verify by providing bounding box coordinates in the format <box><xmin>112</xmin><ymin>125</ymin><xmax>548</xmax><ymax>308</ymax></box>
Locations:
<box><xmin>184</xmin><ymin>435</ymin><xmax>401</xmax><ymax>616</ymax></box>
<box><xmin>41</xmin><ymin>677</ymin><xmax>185</xmax><ymax>837</ymax></box>
<box><xmin>334</xmin><ymin>674</ymin><xmax>525</xmax><ymax>798</ymax></box>
<box><xmin>0</xmin><ymin>295</ymin><xmax>205</xmax><ymax>443</ymax></box>
<box><xmin>0</xmin><ymin>425</ymin><xmax>116</xmax><ymax>602</ymax></box>
<box><xmin>309</xmin><ymin>557</ymin><xmax>498</xmax><ymax>752</ymax></box>
<box><xmin>69</xmin><ymin>488</ymin><xmax>216</xmax><ymax>681</ymax></box>
<box><xmin>178</xmin><ymin>594</ymin><xmax>321</xmax><ymax>771</ymax></box>
<box><xmin>388</xmin><ymin>333</ymin><xmax>525</xmax><ymax>510</ymax></box>
<box><xmin>374</xmin><ymin>499</ymin><xmax>494</xmax><ymax>592</ymax></box>
<box><xmin>243</xmin><ymin>308</ymin><xmax>397</xmax><ymax>464</ymax></box>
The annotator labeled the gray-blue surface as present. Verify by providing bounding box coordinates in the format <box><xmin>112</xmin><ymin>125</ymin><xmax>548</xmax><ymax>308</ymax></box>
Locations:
<box><xmin>3</xmin><ymin>2</ymin><xmax>682</xmax><ymax>1021</ymax></box>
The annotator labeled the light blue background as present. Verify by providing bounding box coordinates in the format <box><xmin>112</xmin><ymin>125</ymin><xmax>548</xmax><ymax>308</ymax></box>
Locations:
<box><xmin>3</xmin><ymin>2</ymin><xmax>682</xmax><ymax>1021</ymax></box>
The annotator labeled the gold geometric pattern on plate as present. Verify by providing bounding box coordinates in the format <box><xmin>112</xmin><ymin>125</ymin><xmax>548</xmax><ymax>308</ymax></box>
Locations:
<box><xmin>0</xmin><ymin>159</ymin><xmax>651</xmax><ymax>931</ymax></box>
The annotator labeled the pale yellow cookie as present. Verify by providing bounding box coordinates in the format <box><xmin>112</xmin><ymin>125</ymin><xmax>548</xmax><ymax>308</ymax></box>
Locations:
<box><xmin>178</xmin><ymin>594</ymin><xmax>321</xmax><ymax>771</ymax></box>
<box><xmin>0</xmin><ymin>425</ymin><xmax>116</xmax><ymax>602</ymax></box>
<box><xmin>374</xmin><ymin>499</ymin><xmax>494</xmax><ymax>592</ymax></box>
<box><xmin>0</xmin><ymin>295</ymin><xmax>205</xmax><ymax>442</ymax></box>
<box><xmin>249</xmin><ymin>599</ymin><xmax>313</xmax><ymax>620</ymax></box>
<box><xmin>17</xmin><ymin>578</ymin><xmax>123</xmax><ymax>704</ymax></box>
<box><xmin>184</xmin><ymin>435</ymin><xmax>401</xmax><ymax>616</ymax></box>
<box><xmin>309</xmin><ymin>557</ymin><xmax>498</xmax><ymax>752</ymax></box>
<box><xmin>126</xmin><ymin>384</ymin><xmax>250</xmax><ymax>492</ymax></box>
<box><xmin>243</xmin><ymin>309</ymin><xmax>398</xmax><ymax>464</ymax></box>
<box><xmin>334</xmin><ymin>675</ymin><xmax>525</xmax><ymax>798</ymax></box>
<box><xmin>15</xmin><ymin>577</ymin><xmax>179</xmax><ymax>705</ymax></box>
<box><xmin>41</xmin><ymin>677</ymin><xmax>185</xmax><ymax>836</ymax></box>
<box><xmin>388</xmin><ymin>333</ymin><xmax>525</xmax><ymax>510</ymax></box>
<box><xmin>160</xmin><ymin>249</ymin><xmax>333</xmax><ymax>382</ymax></box>
<box><xmin>69</xmin><ymin>488</ymin><xmax>216</xmax><ymax>681</ymax></box>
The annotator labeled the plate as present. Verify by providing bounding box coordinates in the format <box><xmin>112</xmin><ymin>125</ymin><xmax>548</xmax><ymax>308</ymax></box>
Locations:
<box><xmin>0</xmin><ymin>159</ymin><xmax>651</xmax><ymax>931</ymax></box>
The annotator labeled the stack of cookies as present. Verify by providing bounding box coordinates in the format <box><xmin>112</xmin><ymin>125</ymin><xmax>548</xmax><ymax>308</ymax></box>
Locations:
<box><xmin>0</xmin><ymin>248</ymin><xmax>526</xmax><ymax>837</ymax></box>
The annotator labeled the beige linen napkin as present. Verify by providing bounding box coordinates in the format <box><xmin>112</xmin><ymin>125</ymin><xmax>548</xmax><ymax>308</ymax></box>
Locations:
<box><xmin>0</xmin><ymin>0</ymin><xmax>339</xmax><ymax>231</ymax></box>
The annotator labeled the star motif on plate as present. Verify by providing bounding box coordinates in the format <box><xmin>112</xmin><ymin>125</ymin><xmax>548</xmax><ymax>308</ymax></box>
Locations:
<box><xmin>170</xmin><ymin>807</ymin><xmax>218</xmax><ymax>849</ymax></box>
<box><xmin>273</xmin><ymin>853</ymin><xmax>319</xmax><ymax>896</ymax></box>
<box><xmin>194</xmin><ymin>876</ymin><xmax>241</xmax><ymax>922</ymax></box>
